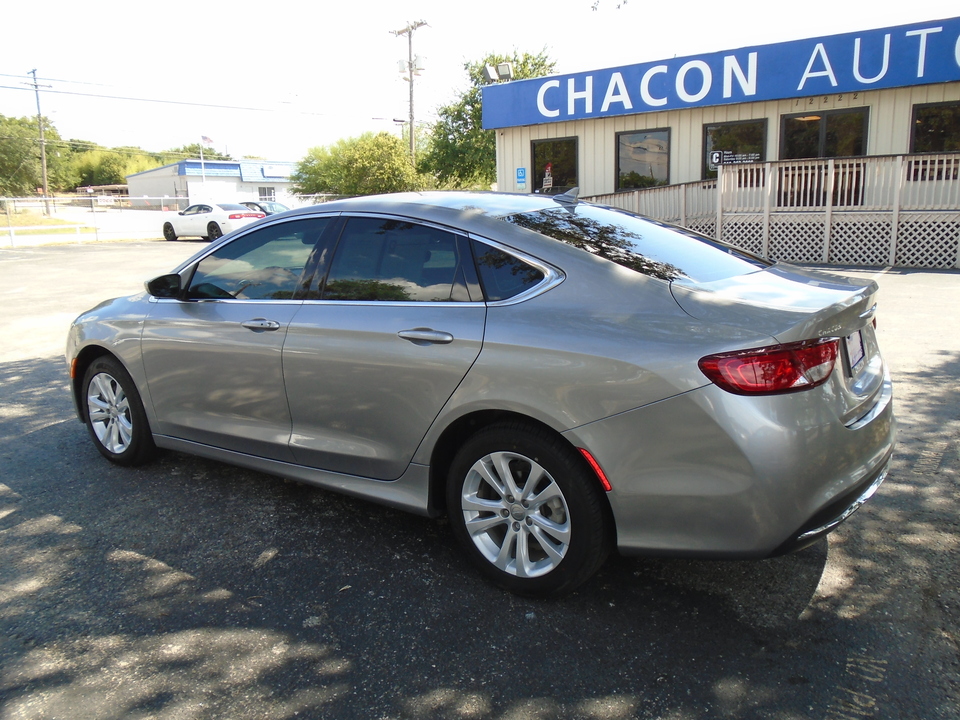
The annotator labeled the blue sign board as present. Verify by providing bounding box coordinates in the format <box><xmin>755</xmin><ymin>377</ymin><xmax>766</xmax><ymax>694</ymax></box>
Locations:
<box><xmin>482</xmin><ymin>17</ymin><xmax>960</xmax><ymax>129</ymax></box>
<box><xmin>516</xmin><ymin>167</ymin><xmax>527</xmax><ymax>183</ymax></box>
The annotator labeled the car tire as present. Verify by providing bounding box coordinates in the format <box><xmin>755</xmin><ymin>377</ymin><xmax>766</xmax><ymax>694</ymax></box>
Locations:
<box><xmin>82</xmin><ymin>356</ymin><xmax>156</xmax><ymax>467</ymax></box>
<box><xmin>207</xmin><ymin>223</ymin><xmax>223</xmax><ymax>240</ymax></box>
<box><xmin>162</xmin><ymin>222</ymin><xmax>177</xmax><ymax>241</ymax></box>
<box><xmin>446</xmin><ymin>422</ymin><xmax>611</xmax><ymax>597</ymax></box>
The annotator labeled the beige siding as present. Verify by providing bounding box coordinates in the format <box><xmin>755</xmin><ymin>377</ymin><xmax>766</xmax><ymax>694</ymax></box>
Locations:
<box><xmin>495</xmin><ymin>81</ymin><xmax>960</xmax><ymax>196</ymax></box>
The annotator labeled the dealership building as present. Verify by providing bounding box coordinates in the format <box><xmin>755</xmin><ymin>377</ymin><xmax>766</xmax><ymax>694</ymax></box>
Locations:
<box><xmin>482</xmin><ymin>17</ymin><xmax>960</xmax><ymax>269</ymax></box>
<box><xmin>484</xmin><ymin>16</ymin><xmax>960</xmax><ymax>194</ymax></box>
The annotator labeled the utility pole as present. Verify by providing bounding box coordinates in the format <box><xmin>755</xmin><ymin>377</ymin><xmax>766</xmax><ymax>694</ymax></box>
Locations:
<box><xmin>28</xmin><ymin>69</ymin><xmax>51</xmax><ymax>215</ymax></box>
<box><xmin>391</xmin><ymin>20</ymin><xmax>427</xmax><ymax>165</ymax></box>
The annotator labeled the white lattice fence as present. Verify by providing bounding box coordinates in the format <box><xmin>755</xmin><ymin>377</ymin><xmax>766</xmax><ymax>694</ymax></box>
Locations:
<box><xmin>768</xmin><ymin>215</ymin><xmax>825</xmax><ymax>264</ymax></box>
<box><xmin>720</xmin><ymin>215</ymin><xmax>764</xmax><ymax>255</ymax></box>
<box><xmin>686</xmin><ymin>217</ymin><xmax>716</xmax><ymax>239</ymax></box>
<box><xmin>828</xmin><ymin>214</ymin><xmax>893</xmax><ymax>266</ymax></box>
<box><xmin>895</xmin><ymin>213</ymin><xmax>960</xmax><ymax>268</ymax></box>
<box><xmin>586</xmin><ymin>153</ymin><xmax>960</xmax><ymax>268</ymax></box>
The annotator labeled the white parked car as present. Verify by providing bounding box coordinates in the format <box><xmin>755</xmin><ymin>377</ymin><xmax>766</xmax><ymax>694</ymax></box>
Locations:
<box><xmin>162</xmin><ymin>203</ymin><xmax>265</xmax><ymax>241</ymax></box>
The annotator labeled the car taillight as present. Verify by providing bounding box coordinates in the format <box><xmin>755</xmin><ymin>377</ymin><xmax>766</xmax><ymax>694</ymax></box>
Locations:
<box><xmin>228</xmin><ymin>213</ymin><xmax>265</xmax><ymax>219</ymax></box>
<box><xmin>699</xmin><ymin>338</ymin><xmax>838</xmax><ymax>395</ymax></box>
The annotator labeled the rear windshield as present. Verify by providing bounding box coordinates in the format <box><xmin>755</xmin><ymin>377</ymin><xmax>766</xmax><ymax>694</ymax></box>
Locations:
<box><xmin>502</xmin><ymin>204</ymin><xmax>770</xmax><ymax>283</ymax></box>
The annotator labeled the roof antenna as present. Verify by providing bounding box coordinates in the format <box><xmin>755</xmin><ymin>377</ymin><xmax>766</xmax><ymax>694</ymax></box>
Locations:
<box><xmin>553</xmin><ymin>187</ymin><xmax>579</xmax><ymax>208</ymax></box>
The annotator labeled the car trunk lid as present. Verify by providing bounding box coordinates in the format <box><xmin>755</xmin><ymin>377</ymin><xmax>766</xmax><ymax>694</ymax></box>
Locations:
<box><xmin>671</xmin><ymin>263</ymin><xmax>886</xmax><ymax>424</ymax></box>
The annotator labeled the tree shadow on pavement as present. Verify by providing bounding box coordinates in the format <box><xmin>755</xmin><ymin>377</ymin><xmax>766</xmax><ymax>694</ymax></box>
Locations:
<box><xmin>1</xmin><ymin>352</ymin><xmax>958</xmax><ymax>719</ymax></box>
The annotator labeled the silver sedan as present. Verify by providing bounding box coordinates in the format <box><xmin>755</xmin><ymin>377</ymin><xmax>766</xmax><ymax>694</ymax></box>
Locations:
<box><xmin>67</xmin><ymin>191</ymin><xmax>896</xmax><ymax>597</ymax></box>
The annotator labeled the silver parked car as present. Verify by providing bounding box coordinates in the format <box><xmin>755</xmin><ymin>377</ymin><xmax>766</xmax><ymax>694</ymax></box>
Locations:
<box><xmin>67</xmin><ymin>191</ymin><xmax>895</xmax><ymax>596</ymax></box>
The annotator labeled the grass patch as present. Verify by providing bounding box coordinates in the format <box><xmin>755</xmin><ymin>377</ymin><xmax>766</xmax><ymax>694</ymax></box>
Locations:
<box><xmin>2</xmin><ymin>213</ymin><xmax>81</xmax><ymax>228</ymax></box>
<box><xmin>14</xmin><ymin>226</ymin><xmax>96</xmax><ymax>236</ymax></box>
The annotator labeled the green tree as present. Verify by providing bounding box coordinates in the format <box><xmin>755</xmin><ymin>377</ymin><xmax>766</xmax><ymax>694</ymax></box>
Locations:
<box><xmin>418</xmin><ymin>51</ymin><xmax>556</xmax><ymax>189</ymax></box>
<box><xmin>291</xmin><ymin>132</ymin><xmax>421</xmax><ymax>196</ymax></box>
<box><xmin>70</xmin><ymin>145</ymin><xmax>164</xmax><ymax>187</ymax></box>
<box><xmin>0</xmin><ymin>114</ymin><xmax>72</xmax><ymax>195</ymax></box>
<box><xmin>161</xmin><ymin>143</ymin><xmax>233</xmax><ymax>163</ymax></box>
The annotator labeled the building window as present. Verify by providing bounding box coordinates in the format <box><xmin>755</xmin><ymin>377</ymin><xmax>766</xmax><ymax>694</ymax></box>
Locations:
<box><xmin>911</xmin><ymin>101</ymin><xmax>960</xmax><ymax>154</ymax></box>
<box><xmin>703</xmin><ymin>120</ymin><xmax>766</xmax><ymax>179</ymax></box>
<box><xmin>532</xmin><ymin>138</ymin><xmax>578</xmax><ymax>194</ymax></box>
<box><xmin>781</xmin><ymin>109</ymin><xmax>868</xmax><ymax>159</ymax></box>
<box><xmin>616</xmin><ymin>129</ymin><xmax>670</xmax><ymax>190</ymax></box>
<box><xmin>258</xmin><ymin>187</ymin><xmax>276</xmax><ymax>201</ymax></box>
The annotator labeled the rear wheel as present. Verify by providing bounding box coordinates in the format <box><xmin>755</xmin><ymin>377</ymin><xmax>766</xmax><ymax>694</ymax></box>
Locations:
<box><xmin>446</xmin><ymin>422</ymin><xmax>610</xmax><ymax>597</ymax></box>
<box><xmin>162</xmin><ymin>222</ymin><xmax>177</xmax><ymax>241</ymax></box>
<box><xmin>207</xmin><ymin>222</ymin><xmax>223</xmax><ymax>240</ymax></box>
<box><xmin>82</xmin><ymin>356</ymin><xmax>156</xmax><ymax>466</ymax></box>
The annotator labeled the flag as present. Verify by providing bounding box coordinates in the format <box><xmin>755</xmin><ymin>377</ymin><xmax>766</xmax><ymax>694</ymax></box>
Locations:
<box><xmin>201</xmin><ymin>136</ymin><xmax>213</xmax><ymax>146</ymax></box>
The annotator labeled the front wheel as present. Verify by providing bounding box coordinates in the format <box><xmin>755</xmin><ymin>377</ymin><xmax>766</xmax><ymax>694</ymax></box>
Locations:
<box><xmin>207</xmin><ymin>222</ymin><xmax>223</xmax><ymax>240</ymax></box>
<box><xmin>446</xmin><ymin>422</ymin><xmax>611</xmax><ymax>597</ymax></box>
<box><xmin>82</xmin><ymin>356</ymin><xmax>156</xmax><ymax>466</ymax></box>
<box><xmin>162</xmin><ymin>222</ymin><xmax>177</xmax><ymax>241</ymax></box>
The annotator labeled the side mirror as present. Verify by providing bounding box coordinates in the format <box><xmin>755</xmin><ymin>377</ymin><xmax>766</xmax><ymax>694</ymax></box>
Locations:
<box><xmin>145</xmin><ymin>273</ymin><xmax>182</xmax><ymax>298</ymax></box>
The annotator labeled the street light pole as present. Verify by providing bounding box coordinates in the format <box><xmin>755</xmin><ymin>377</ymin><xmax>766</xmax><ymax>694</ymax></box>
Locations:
<box><xmin>391</xmin><ymin>20</ymin><xmax>427</xmax><ymax>165</ymax></box>
<box><xmin>28</xmin><ymin>69</ymin><xmax>51</xmax><ymax>215</ymax></box>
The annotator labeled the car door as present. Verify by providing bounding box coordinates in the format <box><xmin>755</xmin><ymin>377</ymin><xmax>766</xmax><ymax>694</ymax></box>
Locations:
<box><xmin>140</xmin><ymin>216</ymin><xmax>333</xmax><ymax>461</ymax></box>
<box><xmin>177</xmin><ymin>204</ymin><xmax>208</xmax><ymax>237</ymax></box>
<box><xmin>283</xmin><ymin>216</ymin><xmax>486</xmax><ymax>480</ymax></box>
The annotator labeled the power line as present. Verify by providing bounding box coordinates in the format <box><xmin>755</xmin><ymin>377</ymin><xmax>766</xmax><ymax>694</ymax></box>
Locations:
<box><xmin>0</xmin><ymin>72</ymin><xmax>114</xmax><ymax>87</ymax></box>
<box><xmin>0</xmin><ymin>83</ymin><xmax>326</xmax><ymax>115</ymax></box>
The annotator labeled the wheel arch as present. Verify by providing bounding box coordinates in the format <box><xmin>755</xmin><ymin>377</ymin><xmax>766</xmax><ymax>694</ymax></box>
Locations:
<box><xmin>426</xmin><ymin>409</ymin><xmax>617</xmax><ymax>535</ymax></box>
<box><xmin>70</xmin><ymin>345</ymin><xmax>119</xmax><ymax>422</ymax></box>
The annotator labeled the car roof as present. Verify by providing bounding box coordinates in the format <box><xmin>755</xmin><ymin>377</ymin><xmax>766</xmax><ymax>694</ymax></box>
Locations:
<box><xmin>284</xmin><ymin>191</ymin><xmax>568</xmax><ymax>221</ymax></box>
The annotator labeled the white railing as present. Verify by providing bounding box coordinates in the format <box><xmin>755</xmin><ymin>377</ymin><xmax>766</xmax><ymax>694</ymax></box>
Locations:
<box><xmin>586</xmin><ymin>153</ymin><xmax>960</xmax><ymax>268</ymax></box>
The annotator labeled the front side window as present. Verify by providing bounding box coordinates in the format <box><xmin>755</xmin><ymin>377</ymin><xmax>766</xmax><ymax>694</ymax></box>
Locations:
<box><xmin>703</xmin><ymin>120</ymin><xmax>766</xmax><ymax>178</ymax></box>
<box><xmin>322</xmin><ymin>218</ymin><xmax>467</xmax><ymax>302</ymax></box>
<box><xmin>911</xmin><ymin>101</ymin><xmax>960</xmax><ymax>153</ymax></box>
<box><xmin>781</xmin><ymin>109</ymin><xmax>868</xmax><ymax>159</ymax></box>
<box><xmin>532</xmin><ymin>138</ymin><xmax>578</xmax><ymax>195</ymax></box>
<box><xmin>187</xmin><ymin>217</ymin><xmax>330</xmax><ymax>300</ymax></box>
<box><xmin>616</xmin><ymin>129</ymin><xmax>670</xmax><ymax>190</ymax></box>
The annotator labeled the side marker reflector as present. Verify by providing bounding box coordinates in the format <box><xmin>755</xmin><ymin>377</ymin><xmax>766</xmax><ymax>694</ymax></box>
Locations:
<box><xmin>578</xmin><ymin>448</ymin><xmax>612</xmax><ymax>492</ymax></box>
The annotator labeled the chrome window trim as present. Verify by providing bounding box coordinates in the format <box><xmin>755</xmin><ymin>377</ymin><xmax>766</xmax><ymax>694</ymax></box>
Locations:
<box><xmin>150</xmin><ymin>297</ymin><xmax>304</xmax><ymax>305</ymax></box>
<box><xmin>168</xmin><ymin>211</ymin><xmax>564</xmax><ymax>308</ymax></box>
<box><xmin>297</xmin><ymin>299</ymin><xmax>486</xmax><ymax>308</ymax></box>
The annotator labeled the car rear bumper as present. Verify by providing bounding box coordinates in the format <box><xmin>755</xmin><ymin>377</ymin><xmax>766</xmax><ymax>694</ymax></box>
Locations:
<box><xmin>563</xmin><ymin>372</ymin><xmax>896</xmax><ymax>558</ymax></box>
<box><xmin>770</xmin><ymin>452</ymin><xmax>890</xmax><ymax>556</ymax></box>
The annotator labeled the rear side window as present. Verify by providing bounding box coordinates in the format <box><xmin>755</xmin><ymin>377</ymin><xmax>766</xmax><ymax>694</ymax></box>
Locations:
<box><xmin>503</xmin><ymin>205</ymin><xmax>770</xmax><ymax>284</ymax></box>
<box><xmin>323</xmin><ymin>218</ymin><xmax>468</xmax><ymax>302</ymax></box>
<box><xmin>471</xmin><ymin>240</ymin><xmax>545</xmax><ymax>301</ymax></box>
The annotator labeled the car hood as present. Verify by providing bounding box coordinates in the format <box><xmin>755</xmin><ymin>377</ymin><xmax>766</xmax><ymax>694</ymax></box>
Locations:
<box><xmin>669</xmin><ymin>263</ymin><xmax>878</xmax><ymax>343</ymax></box>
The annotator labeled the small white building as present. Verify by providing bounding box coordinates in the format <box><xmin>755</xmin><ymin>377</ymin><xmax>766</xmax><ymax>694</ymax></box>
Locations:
<box><xmin>126</xmin><ymin>159</ymin><xmax>298</xmax><ymax>207</ymax></box>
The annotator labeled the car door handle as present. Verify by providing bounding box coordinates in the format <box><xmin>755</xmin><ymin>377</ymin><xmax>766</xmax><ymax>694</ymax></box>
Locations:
<box><xmin>398</xmin><ymin>328</ymin><xmax>454</xmax><ymax>344</ymax></box>
<box><xmin>241</xmin><ymin>318</ymin><xmax>282</xmax><ymax>332</ymax></box>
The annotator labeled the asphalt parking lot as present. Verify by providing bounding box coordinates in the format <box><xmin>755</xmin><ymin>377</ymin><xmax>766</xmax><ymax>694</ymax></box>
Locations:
<box><xmin>1</xmin><ymin>239</ymin><xmax>958</xmax><ymax>720</ymax></box>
